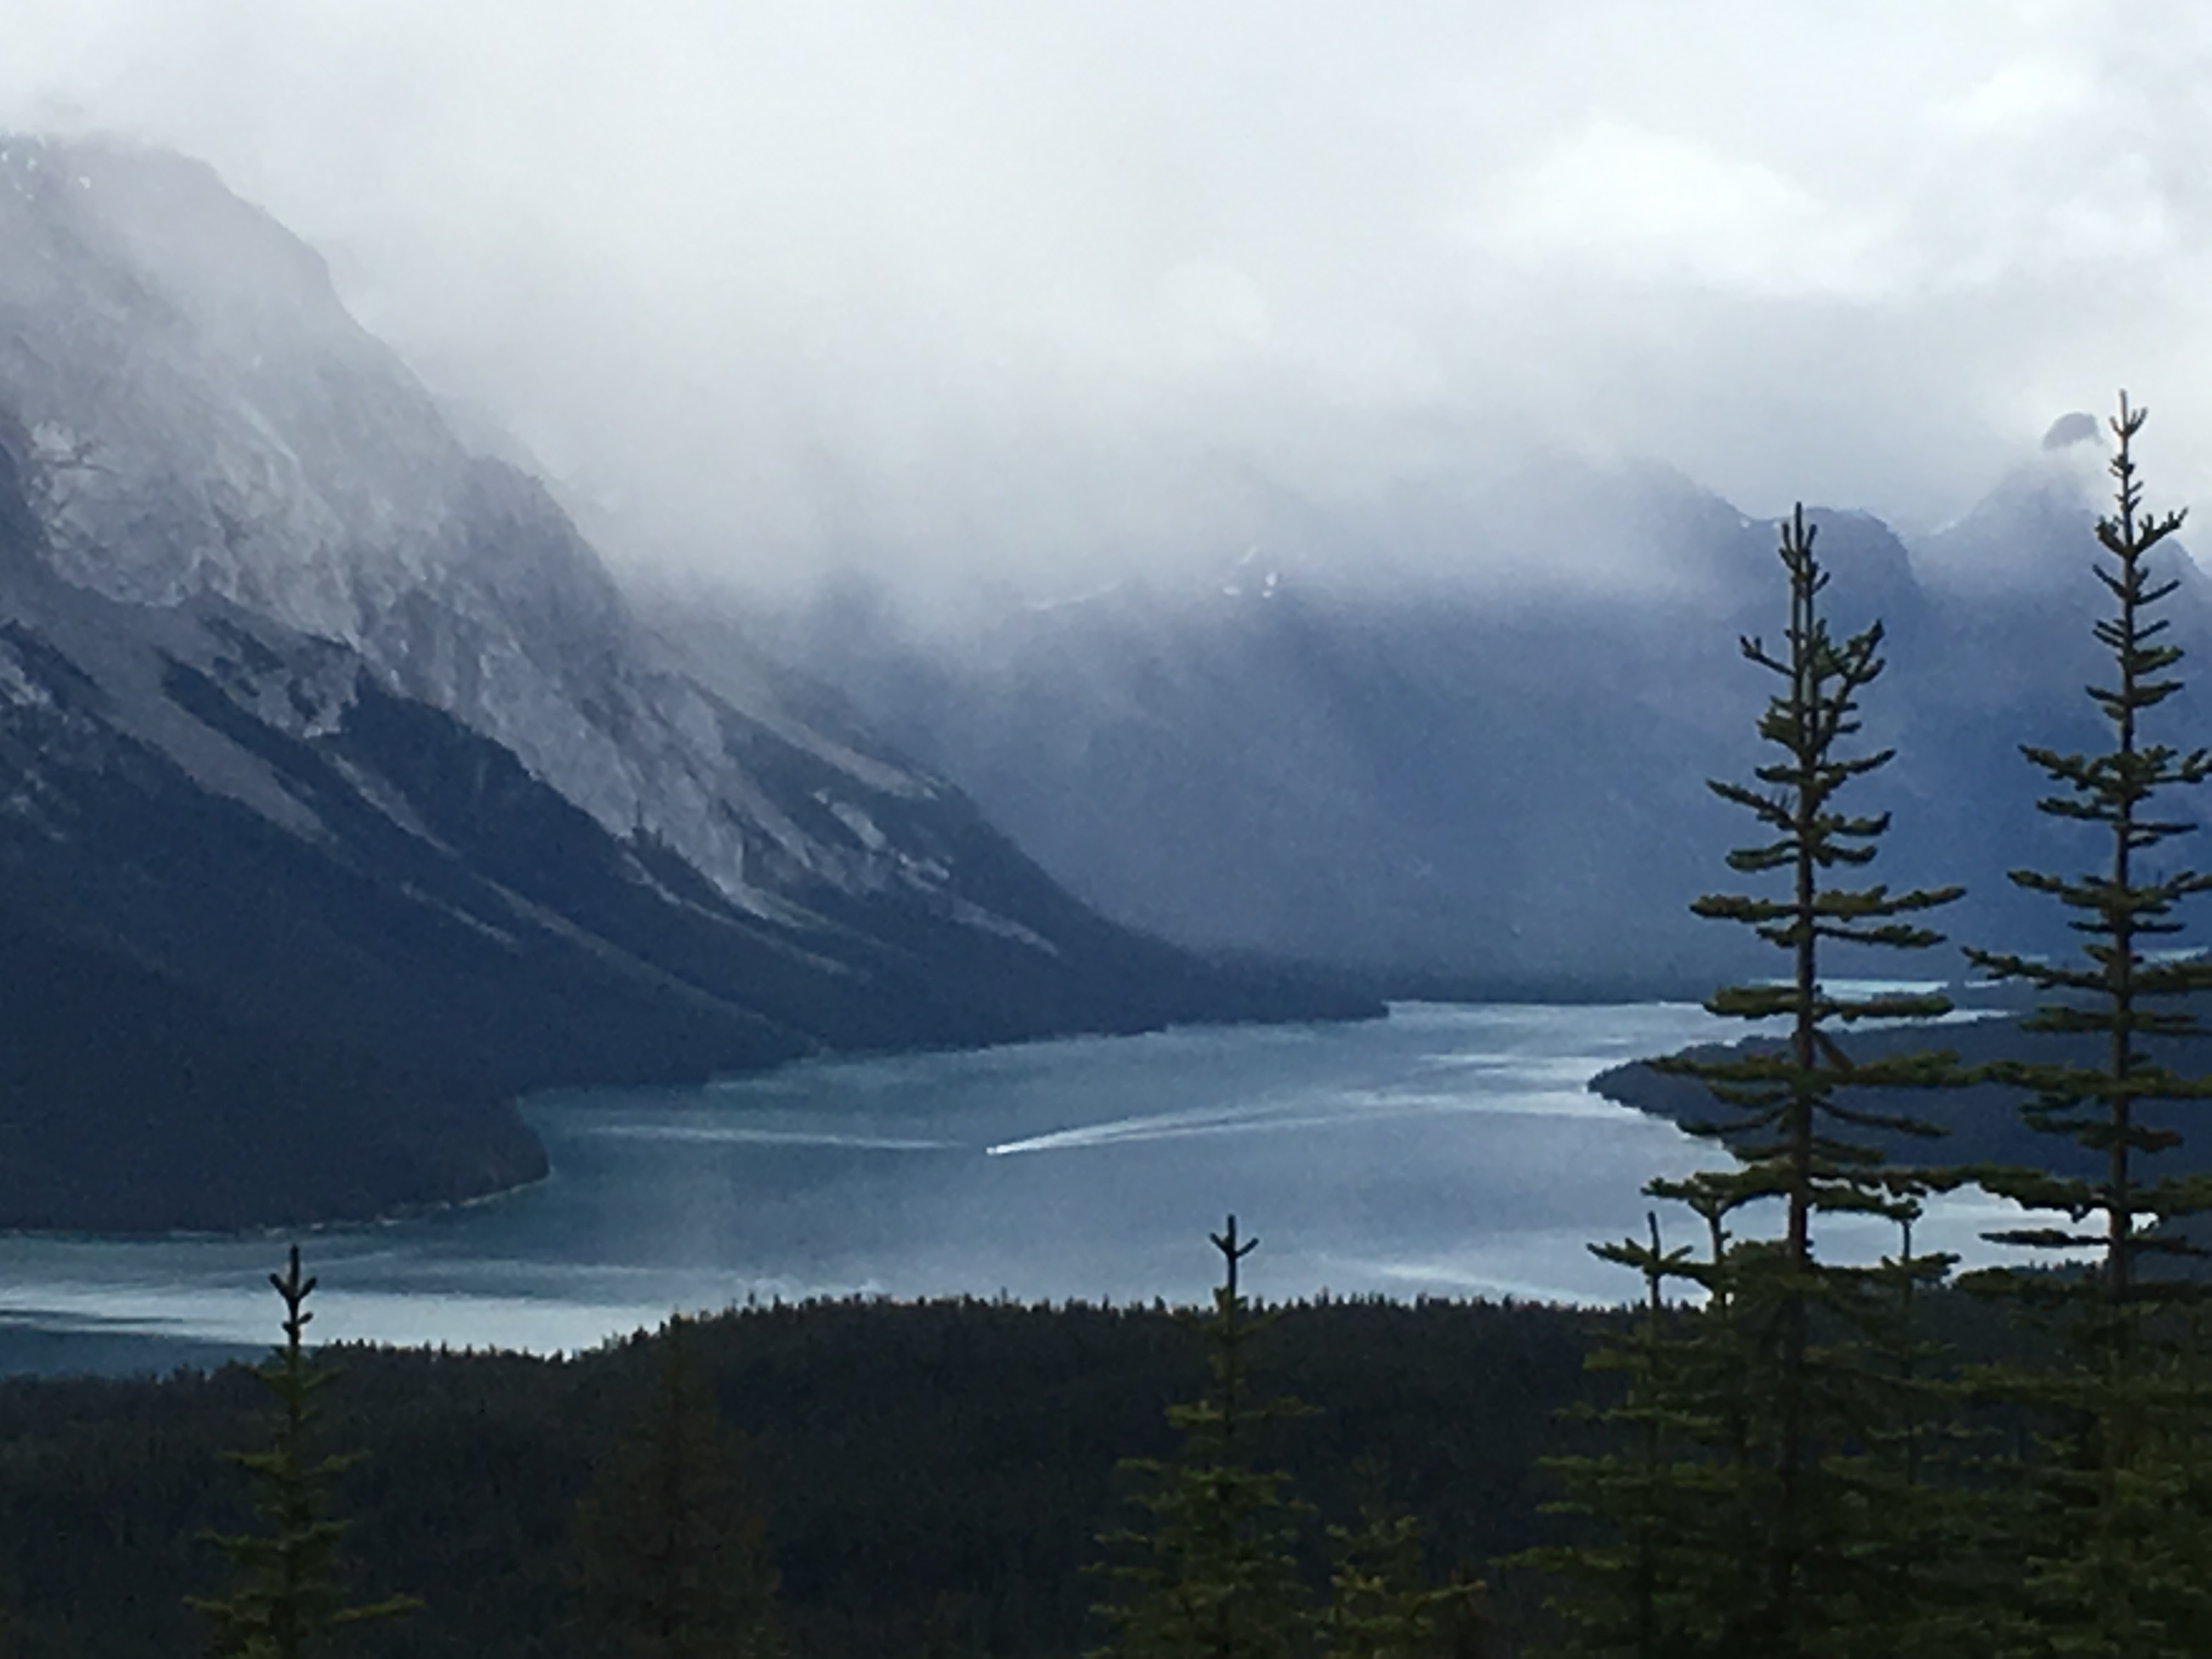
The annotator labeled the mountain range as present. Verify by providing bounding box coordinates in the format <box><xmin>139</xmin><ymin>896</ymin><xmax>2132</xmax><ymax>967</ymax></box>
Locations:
<box><xmin>1</xmin><ymin>136</ymin><xmax>2194</xmax><ymax>1234</ymax></box>
<box><xmin>0</xmin><ymin>137</ymin><xmax>1368</xmax><ymax>1230</ymax></box>
<box><xmin>698</xmin><ymin>432</ymin><xmax>2202</xmax><ymax>997</ymax></box>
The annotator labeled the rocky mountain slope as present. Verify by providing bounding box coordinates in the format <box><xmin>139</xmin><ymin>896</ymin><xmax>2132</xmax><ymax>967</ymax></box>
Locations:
<box><xmin>714</xmin><ymin>436</ymin><xmax>2208</xmax><ymax>994</ymax></box>
<box><xmin>0</xmin><ymin>137</ymin><xmax>1369</xmax><ymax>1229</ymax></box>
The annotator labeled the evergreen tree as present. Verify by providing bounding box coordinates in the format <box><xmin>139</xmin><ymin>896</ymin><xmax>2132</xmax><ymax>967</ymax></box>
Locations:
<box><xmin>1959</xmin><ymin>393</ymin><xmax>2212</xmax><ymax>1656</ymax></box>
<box><xmin>188</xmin><ymin>1246</ymin><xmax>417</xmax><ymax>1658</ymax></box>
<box><xmin>1523</xmin><ymin>1204</ymin><xmax>1780</xmax><ymax>1657</ymax></box>
<box><xmin>1316</xmin><ymin>1481</ymin><xmax>1486</xmax><ymax>1659</ymax></box>
<box><xmin>1091</xmin><ymin>1217</ymin><xmax>1313</xmax><ymax>1659</ymax></box>
<box><xmin>1529</xmin><ymin>505</ymin><xmax>1970</xmax><ymax>1655</ymax></box>
<box><xmin>568</xmin><ymin>1313</ymin><xmax>784</xmax><ymax>1659</ymax></box>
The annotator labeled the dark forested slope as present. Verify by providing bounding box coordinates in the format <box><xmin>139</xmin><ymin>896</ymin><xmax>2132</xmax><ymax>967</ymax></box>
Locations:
<box><xmin>0</xmin><ymin>1295</ymin><xmax>1601</xmax><ymax>1657</ymax></box>
<box><xmin>0</xmin><ymin>894</ymin><xmax>540</xmax><ymax>1231</ymax></box>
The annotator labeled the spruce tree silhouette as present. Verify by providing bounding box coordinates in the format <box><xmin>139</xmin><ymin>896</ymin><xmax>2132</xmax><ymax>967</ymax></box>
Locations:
<box><xmin>189</xmin><ymin>1246</ymin><xmax>416</xmax><ymax>1658</ymax></box>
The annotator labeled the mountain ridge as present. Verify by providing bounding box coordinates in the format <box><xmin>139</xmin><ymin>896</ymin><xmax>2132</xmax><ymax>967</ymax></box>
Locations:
<box><xmin>706</xmin><ymin>441</ymin><xmax>2208</xmax><ymax>993</ymax></box>
<box><xmin>0</xmin><ymin>134</ymin><xmax>1374</xmax><ymax>1231</ymax></box>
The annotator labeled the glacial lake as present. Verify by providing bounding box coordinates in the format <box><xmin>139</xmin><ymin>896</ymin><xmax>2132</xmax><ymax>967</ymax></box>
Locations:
<box><xmin>0</xmin><ymin>1001</ymin><xmax>2040</xmax><ymax>1375</ymax></box>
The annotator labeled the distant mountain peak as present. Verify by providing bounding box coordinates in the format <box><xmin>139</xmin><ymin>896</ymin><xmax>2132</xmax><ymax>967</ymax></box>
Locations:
<box><xmin>1908</xmin><ymin>448</ymin><xmax>2107</xmax><ymax>595</ymax></box>
<box><xmin>2042</xmin><ymin>410</ymin><xmax>2101</xmax><ymax>451</ymax></box>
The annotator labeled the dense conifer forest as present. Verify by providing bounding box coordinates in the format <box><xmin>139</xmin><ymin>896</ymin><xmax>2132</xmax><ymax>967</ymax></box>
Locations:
<box><xmin>0</xmin><ymin>1290</ymin><xmax>1608</xmax><ymax>1655</ymax></box>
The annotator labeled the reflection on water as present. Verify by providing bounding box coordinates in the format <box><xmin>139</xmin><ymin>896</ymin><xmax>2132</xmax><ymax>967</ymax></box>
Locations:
<box><xmin>0</xmin><ymin>1001</ymin><xmax>2051</xmax><ymax>1375</ymax></box>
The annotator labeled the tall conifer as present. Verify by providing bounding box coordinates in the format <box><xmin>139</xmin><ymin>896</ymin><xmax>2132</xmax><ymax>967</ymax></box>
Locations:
<box><xmin>1959</xmin><ymin>394</ymin><xmax>2212</xmax><ymax>1655</ymax></box>
<box><xmin>1532</xmin><ymin>505</ymin><xmax>1968</xmax><ymax>1655</ymax></box>
<box><xmin>1090</xmin><ymin>1217</ymin><xmax>1313</xmax><ymax>1659</ymax></box>
<box><xmin>1521</xmin><ymin>1211</ymin><xmax>1726</xmax><ymax>1655</ymax></box>
<box><xmin>189</xmin><ymin>1247</ymin><xmax>417</xmax><ymax>1658</ymax></box>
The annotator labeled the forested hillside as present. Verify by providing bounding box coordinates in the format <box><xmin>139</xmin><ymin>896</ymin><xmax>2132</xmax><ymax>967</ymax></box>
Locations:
<box><xmin>0</xmin><ymin>1294</ymin><xmax>1602</xmax><ymax>1656</ymax></box>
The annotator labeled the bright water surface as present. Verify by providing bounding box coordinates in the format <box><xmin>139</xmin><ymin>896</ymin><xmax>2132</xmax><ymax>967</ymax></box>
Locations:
<box><xmin>0</xmin><ymin>1001</ymin><xmax>2040</xmax><ymax>1374</ymax></box>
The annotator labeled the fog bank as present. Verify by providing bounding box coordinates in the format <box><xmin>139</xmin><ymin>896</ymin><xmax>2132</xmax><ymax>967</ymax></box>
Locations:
<box><xmin>6</xmin><ymin>3</ymin><xmax>2211</xmax><ymax>598</ymax></box>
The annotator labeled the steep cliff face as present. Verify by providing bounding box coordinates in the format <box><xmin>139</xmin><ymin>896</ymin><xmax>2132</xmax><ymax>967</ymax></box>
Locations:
<box><xmin>0</xmin><ymin>135</ymin><xmax>988</xmax><ymax>919</ymax></box>
<box><xmin>0</xmin><ymin>136</ymin><xmax>1368</xmax><ymax>1228</ymax></box>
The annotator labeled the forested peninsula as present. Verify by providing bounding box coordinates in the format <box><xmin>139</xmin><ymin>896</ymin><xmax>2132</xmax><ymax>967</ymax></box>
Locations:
<box><xmin>1590</xmin><ymin>1007</ymin><xmax>2212</xmax><ymax>1183</ymax></box>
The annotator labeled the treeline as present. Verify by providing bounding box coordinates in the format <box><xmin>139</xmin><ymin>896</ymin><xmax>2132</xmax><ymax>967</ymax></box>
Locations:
<box><xmin>0</xmin><ymin>1289</ymin><xmax>1609</xmax><ymax>1655</ymax></box>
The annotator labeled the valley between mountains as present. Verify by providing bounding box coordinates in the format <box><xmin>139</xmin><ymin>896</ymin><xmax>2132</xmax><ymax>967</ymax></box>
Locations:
<box><xmin>0</xmin><ymin>137</ymin><xmax>1369</xmax><ymax>1231</ymax></box>
<box><xmin>0</xmin><ymin>134</ymin><xmax>2195</xmax><ymax>1233</ymax></box>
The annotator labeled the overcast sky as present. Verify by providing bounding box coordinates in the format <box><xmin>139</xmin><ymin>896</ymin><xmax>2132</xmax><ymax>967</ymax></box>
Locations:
<box><xmin>4</xmin><ymin>1</ymin><xmax>2210</xmax><ymax>594</ymax></box>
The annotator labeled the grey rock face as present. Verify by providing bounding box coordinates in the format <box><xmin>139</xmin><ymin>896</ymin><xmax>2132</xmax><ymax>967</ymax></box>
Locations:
<box><xmin>0</xmin><ymin>135</ymin><xmax>981</xmax><ymax>932</ymax></box>
<box><xmin>0</xmin><ymin>134</ymin><xmax>1372</xmax><ymax>1161</ymax></box>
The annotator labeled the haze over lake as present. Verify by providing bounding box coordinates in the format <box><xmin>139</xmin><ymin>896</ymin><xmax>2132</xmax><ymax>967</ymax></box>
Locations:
<box><xmin>0</xmin><ymin>1002</ymin><xmax>2036</xmax><ymax>1375</ymax></box>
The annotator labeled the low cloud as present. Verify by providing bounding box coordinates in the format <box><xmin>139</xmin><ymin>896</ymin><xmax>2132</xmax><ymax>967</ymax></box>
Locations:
<box><xmin>4</xmin><ymin>2</ymin><xmax>2211</xmax><ymax>599</ymax></box>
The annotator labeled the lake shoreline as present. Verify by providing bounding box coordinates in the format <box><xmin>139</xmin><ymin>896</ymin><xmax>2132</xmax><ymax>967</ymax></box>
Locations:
<box><xmin>0</xmin><ymin>1001</ymin><xmax>1747</xmax><ymax>1374</ymax></box>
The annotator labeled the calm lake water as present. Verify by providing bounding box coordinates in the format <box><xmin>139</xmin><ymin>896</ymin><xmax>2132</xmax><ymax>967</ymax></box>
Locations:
<box><xmin>0</xmin><ymin>1001</ymin><xmax>2039</xmax><ymax>1375</ymax></box>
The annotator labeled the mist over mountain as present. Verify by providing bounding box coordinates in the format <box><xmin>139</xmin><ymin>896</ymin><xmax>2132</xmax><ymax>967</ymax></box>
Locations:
<box><xmin>0</xmin><ymin>129</ymin><xmax>2192</xmax><ymax>1232</ymax></box>
<box><xmin>651</xmin><ymin>435</ymin><xmax>2203</xmax><ymax>995</ymax></box>
<box><xmin>0</xmin><ymin>136</ymin><xmax>1368</xmax><ymax>1229</ymax></box>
